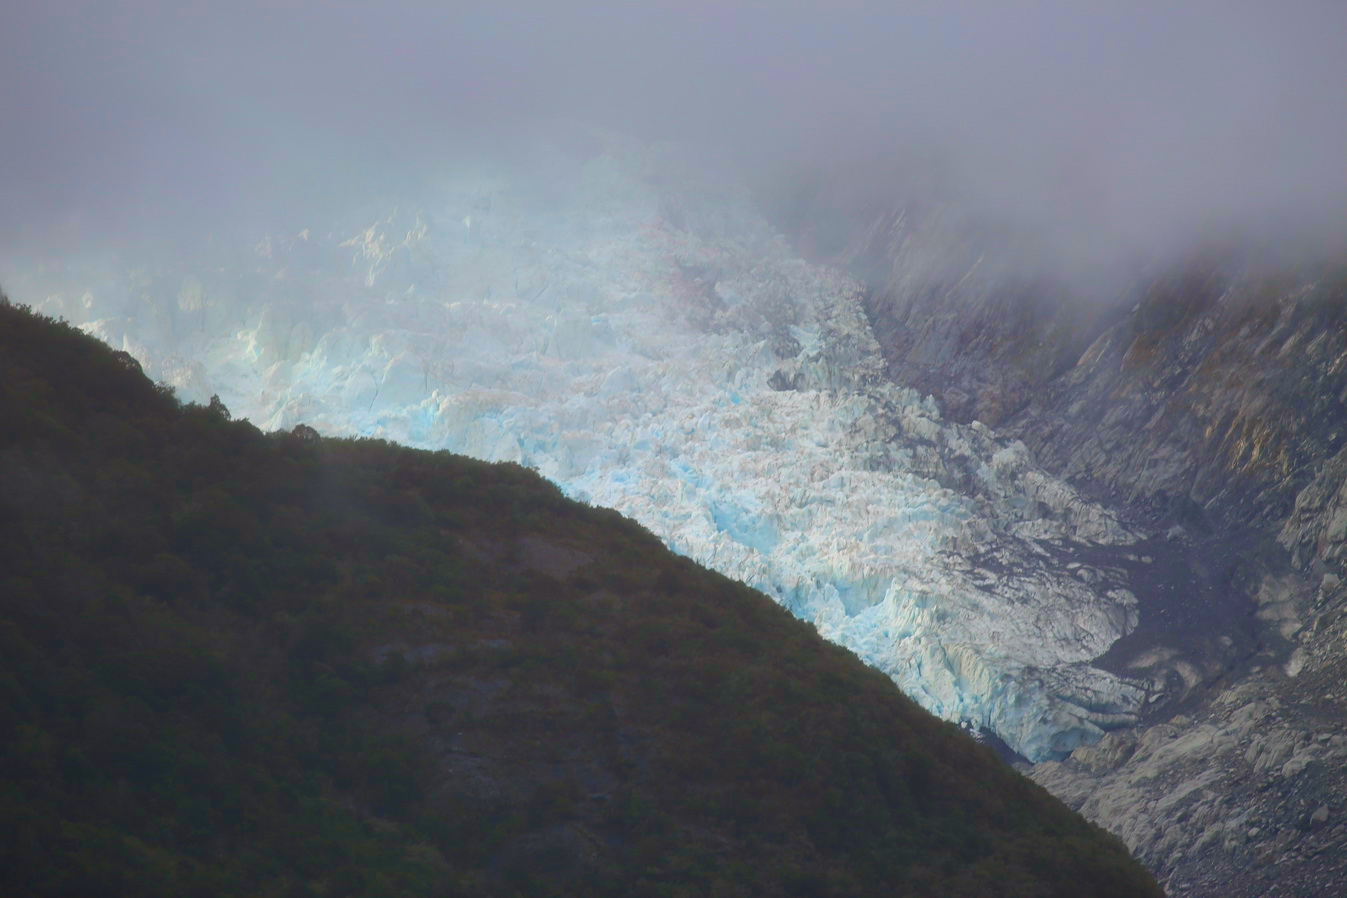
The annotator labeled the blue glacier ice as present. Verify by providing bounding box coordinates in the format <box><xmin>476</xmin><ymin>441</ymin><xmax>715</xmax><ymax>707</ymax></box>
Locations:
<box><xmin>3</xmin><ymin>131</ymin><xmax>1146</xmax><ymax>761</ymax></box>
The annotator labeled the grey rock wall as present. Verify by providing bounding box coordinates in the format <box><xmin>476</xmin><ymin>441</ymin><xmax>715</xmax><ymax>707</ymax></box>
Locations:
<box><xmin>799</xmin><ymin>189</ymin><xmax>1347</xmax><ymax>894</ymax></box>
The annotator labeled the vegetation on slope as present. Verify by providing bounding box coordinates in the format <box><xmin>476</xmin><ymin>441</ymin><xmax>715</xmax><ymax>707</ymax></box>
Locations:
<box><xmin>0</xmin><ymin>297</ymin><xmax>1161</xmax><ymax>896</ymax></box>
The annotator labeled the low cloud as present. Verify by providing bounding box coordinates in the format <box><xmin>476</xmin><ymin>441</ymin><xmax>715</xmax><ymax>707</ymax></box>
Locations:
<box><xmin>3</xmin><ymin>1</ymin><xmax>1345</xmax><ymax>265</ymax></box>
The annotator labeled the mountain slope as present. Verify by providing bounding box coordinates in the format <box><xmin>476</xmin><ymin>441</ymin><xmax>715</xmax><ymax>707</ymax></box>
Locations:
<box><xmin>0</xmin><ymin>298</ymin><xmax>1161</xmax><ymax>895</ymax></box>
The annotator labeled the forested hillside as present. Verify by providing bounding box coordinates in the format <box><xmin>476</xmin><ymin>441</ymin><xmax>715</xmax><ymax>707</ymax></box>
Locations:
<box><xmin>0</xmin><ymin>298</ymin><xmax>1161</xmax><ymax>896</ymax></box>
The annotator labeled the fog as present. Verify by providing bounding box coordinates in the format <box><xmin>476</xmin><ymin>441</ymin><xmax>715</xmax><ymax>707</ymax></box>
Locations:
<box><xmin>4</xmin><ymin>0</ymin><xmax>1346</xmax><ymax>266</ymax></box>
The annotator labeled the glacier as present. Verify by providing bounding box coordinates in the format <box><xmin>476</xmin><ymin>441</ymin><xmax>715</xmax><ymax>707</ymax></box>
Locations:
<box><xmin>4</xmin><ymin>131</ymin><xmax>1146</xmax><ymax>761</ymax></box>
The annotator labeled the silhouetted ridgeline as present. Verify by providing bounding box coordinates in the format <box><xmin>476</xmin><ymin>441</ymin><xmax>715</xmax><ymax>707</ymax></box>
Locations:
<box><xmin>0</xmin><ymin>297</ymin><xmax>1161</xmax><ymax>896</ymax></box>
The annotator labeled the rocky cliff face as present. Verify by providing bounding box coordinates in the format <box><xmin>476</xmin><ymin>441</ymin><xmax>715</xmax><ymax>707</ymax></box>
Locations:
<box><xmin>1017</xmin><ymin>273</ymin><xmax>1347</xmax><ymax>896</ymax></box>
<box><xmin>838</xmin><ymin>199</ymin><xmax>1347</xmax><ymax>893</ymax></box>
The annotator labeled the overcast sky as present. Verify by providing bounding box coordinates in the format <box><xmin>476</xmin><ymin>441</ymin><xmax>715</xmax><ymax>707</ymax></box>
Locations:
<box><xmin>3</xmin><ymin>1</ymin><xmax>1346</xmax><ymax>261</ymax></box>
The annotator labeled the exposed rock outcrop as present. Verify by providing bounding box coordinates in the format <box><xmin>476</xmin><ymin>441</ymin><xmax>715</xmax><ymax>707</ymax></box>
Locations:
<box><xmin>1032</xmin><ymin>586</ymin><xmax>1347</xmax><ymax>895</ymax></box>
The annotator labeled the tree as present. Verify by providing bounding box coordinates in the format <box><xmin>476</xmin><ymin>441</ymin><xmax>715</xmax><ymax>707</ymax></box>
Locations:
<box><xmin>208</xmin><ymin>394</ymin><xmax>232</xmax><ymax>421</ymax></box>
<box><xmin>292</xmin><ymin>423</ymin><xmax>320</xmax><ymax>444</ymax></box>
